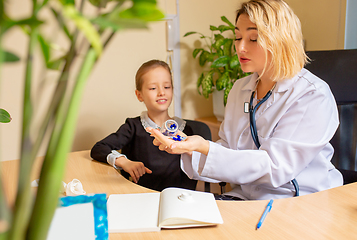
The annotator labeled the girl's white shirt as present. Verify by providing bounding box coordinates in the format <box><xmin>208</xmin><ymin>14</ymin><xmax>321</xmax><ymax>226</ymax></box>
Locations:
<box><xmin>181</xmin><ymin>68</ymin><xmax>343</xmax><ymax>200</ymax></box>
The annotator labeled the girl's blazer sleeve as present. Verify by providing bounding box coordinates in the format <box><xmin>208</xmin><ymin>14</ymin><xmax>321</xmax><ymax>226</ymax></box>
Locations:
<box><xmin>90</xmin><ymin>118</ymin><xmax>135</xmax><ymax>163</ymax></box>
<box><xmin>183</xmin><ymin>78</ymin><xmax>339</xmax><ymax>188</ymax></box>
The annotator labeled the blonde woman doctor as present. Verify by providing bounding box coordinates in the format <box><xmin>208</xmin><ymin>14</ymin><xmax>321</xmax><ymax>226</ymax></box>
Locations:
<box><xmin>148</xmin><ymin>0</ymin><xmax>343</xmax><ymax>200</ymax></box>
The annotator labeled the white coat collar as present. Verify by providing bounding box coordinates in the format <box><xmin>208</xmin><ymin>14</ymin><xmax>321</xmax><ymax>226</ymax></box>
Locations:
<box><xmin>274</xmin><ymin>68</ymin><xmax>307</xmax><ymax>93</ymax></box>
<box><xmin>241</xmin><ymin>73</ymin><xmax>259</xmax><ymax>92</ymax></box>
<box><xmin>241</xmin><ymin>69</ymin><xmax>306</xmax><ymax>94</ymax></box>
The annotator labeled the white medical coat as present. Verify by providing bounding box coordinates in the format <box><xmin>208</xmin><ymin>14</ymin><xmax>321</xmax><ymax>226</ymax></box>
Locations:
<box><xmin>181</xmin><ymin>68</ymin><xmax>343</xmax><ymax>200</ymax></box>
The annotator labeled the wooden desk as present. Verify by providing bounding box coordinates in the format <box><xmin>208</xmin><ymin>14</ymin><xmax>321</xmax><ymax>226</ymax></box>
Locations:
<box><xmin>2</xmin><ymin>150</ymin><xmax>357</xmax><ymax>239</ymax></box>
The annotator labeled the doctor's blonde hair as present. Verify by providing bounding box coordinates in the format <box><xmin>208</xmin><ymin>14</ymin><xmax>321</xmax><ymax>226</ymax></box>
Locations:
<box><xmin>236</xmin><ymin>0</ymin><xmax>308</xmax><ymax>81</ymax></box>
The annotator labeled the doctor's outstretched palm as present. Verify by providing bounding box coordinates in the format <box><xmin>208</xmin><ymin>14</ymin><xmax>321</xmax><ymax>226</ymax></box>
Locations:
<box><xmin>147</xmin><ymin>127</ymin><xmax>209</xmax><ymax>156</ymax></box>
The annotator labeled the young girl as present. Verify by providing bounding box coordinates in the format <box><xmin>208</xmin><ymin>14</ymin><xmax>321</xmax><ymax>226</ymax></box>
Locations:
<box><xmin>90</xmin><ymin>60</ymin><xmax>197</xmax><ymax>191</ymax></box>
<box><xmin>148</xmin><ymin>0</ymin><xmax>343</xmax><ymax>200</ymax></box>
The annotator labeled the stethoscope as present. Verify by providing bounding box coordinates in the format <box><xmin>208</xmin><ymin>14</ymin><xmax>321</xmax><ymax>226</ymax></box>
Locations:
<box><xmin>249</xmin><ymin>80</ymin><xmax>300</xmax><ymax>197</ymax></box>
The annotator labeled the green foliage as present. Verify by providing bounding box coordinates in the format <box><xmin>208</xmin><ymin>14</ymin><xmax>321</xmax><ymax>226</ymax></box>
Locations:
<box><xmin>63</xmin><ymin>4</ymin><xmax>103</xmax><ymax>56</ymax></box>
<box><xmin>119</xmin><ymin>1</ymin><xmax>165</xmax><ymax>21</ymax></box>
<box><xmin>0</xmin><ymin>109</ymin><xmax>11</xmax><ymax>123</ymax></box>
<box><xmin>0</xmin><ymin>0</ymin><xmax>164</xmax><ymax>239</ymax></box>
<box><xmin>184</xmin><ymin>16</ymin><xmax>250</xmax><ymax>106</ymax></box>
<box><xmin>0</xmin><ymin>50</ymin><xmax>20</xmax><ymax>62</ymax></box>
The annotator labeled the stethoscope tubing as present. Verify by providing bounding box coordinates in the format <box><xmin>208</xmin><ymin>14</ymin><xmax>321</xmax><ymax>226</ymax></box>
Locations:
<box><xmin>249</xmin><ymin>86</ymin><xmax>299</xmax><ymax>197</ymax></box>
<box><xmin>249</xmin><ymin>89</ymin><xmax>272</xmax><ymax>149</ymax></box>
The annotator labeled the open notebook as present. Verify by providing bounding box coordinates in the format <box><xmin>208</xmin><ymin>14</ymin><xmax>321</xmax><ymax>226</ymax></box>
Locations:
<box><xmin>107</xmin><ymin>187</ymin><xmax>223</xmax><ymax>233</ymax></box>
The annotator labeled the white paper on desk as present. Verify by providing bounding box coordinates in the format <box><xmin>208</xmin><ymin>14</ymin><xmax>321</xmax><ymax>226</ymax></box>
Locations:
<box><xmin>47</xmin><ymin>203</ymin><xmax>95</xmax><ymax>240</ymax></box>
<box><xmin>107</xmin><ymin>192</ymin><xmax>161</xmax><ymax>233</ymax></box>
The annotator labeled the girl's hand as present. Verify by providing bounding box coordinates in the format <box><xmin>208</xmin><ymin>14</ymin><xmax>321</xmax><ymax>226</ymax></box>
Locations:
<box><xmin>146</xmin><ymin>127</ymin><xmax>210</xmax><ymax>155</ymax></box>
<box><xmin>115</xmin><ymin>157</ymin><xmax>152</xmax><ymax>183</ymax></box>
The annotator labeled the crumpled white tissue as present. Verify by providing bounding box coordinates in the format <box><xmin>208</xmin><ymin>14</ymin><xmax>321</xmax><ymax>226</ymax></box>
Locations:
<box><xmin>31</xmin><ymin>178</ymin><xmax>86</xmax><ymax>196</ymax></box>
<box><xmin>64</xmin><ymin>179</ymin><xmax>86</xmax><ymax>196</ymax></box>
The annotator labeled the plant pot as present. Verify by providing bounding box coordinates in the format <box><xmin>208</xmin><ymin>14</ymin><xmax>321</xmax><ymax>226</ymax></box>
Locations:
<box><xmin>212</xmin><ymin>90</ymin><xmax>225</xmax><ymax>121</ymax></box>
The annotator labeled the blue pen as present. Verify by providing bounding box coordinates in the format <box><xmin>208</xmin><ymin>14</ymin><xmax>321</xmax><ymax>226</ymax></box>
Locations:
<box><xmin>256</xmin><ymin>199</ymin><xmax>273</xmax><ymax>229</ymax></box>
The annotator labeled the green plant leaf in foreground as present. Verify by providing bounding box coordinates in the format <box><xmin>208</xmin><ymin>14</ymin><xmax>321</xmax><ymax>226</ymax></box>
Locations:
<box><xmin>93</xmin><ymin>15</ymin><xmax>148</xmax><ymax>32</ymax></box>
<box><xmin>63</xmin><ymin>5</ymin><xmax>103</xmax><ymax>56</ymax></box>
<box><xmin>88</xmin><ymin>0</ymin><xmax>111</xmax><ymax>8</ymax></box>
<box><xmin>38</xmin><ymin>34</ymin><xmax>50</xmax><ymax>65</ymax></box>
<box><xmin>1</xmin><ymin>50</ymin><xmax>20</xmax><ymax>63</ymax></box>
<box><xmin>49</xmin><ymin>7</ymin><xmax>73</xmax><ymax>41</ymax></box>
<box><xmin>0</xmin><ymin>109</ymin><xmax>11</xmax><ymax>123</ymax></box>
<box><xmin>1</xmin><ymin>17</ymin><xmax>43</xmax><ymax>35</ymax></box>
<box><xmin>119</xmin><ymin>2</ymin><xmax>165</xmax><ymax>21</ymax></box>
<box><xmin>27</xmin><ymin>49</ymin><xmax>98</xmax><ymax>240</ymax></box>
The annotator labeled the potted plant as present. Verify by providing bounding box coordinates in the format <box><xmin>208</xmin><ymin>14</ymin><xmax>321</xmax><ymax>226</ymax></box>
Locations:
<box><xmin>184</xmin><ymin>16</ymin><xmax>250</xmax><ymax>120</ymax></box>
<box><xmin>0</xmin><ymin>0</ymin><xmax>164</xmax><ymax>239</ymax></box>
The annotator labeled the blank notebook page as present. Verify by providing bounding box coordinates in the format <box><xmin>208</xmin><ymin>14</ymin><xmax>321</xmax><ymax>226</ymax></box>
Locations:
<box><xmin>107</xmin><ymin>192</ymin><xmax>161</xmax><ymax>232</ymax></box>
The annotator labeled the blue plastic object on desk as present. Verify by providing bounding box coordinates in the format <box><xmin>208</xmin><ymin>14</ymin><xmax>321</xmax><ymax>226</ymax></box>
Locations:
<box><xmin>256</xmin><ymin>199</ymin><xmax>273</xmax><ymax>230</ymax></box>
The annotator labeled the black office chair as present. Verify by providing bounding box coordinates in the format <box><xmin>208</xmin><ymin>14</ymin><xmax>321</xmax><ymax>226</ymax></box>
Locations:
<box><xmin>184</xmin><ymin>119</ymin><xmax>212</xmax><ymax>142</ymax></box>
<box><xmin>184</xmin><ymin>119</ymin><xmax>212</xmax><ymax>192</ymax></box>
<box><xmin>305</xmin><ymin>49</ymin><xmax>357</xmax><ymax>184</ymax></box>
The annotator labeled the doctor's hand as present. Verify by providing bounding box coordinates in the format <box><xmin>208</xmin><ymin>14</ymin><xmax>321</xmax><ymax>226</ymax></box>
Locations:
<box><xmin>146</xmin><ymin>127</ymin><xmax>210</xmax><ymax>156</ymax></box>
<box><xmin>115</xmin><ymin>156</ymin><xmax>152</xmax><ymax>183</ymax></box>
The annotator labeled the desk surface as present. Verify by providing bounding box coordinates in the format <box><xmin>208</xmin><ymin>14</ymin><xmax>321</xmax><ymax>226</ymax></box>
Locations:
<box><xmin>2</xmin><ymin>150</ymin><xmax>357</xmax><ymax>239</ymax></box>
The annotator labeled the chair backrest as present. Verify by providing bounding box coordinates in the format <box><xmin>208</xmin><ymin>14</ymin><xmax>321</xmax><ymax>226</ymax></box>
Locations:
<box><xmin>184</xmin><ymin>119</ymin><xmax>212</xmax><ymax>192</ymax></box>
<box><xmin>305</xmin><ymin>49</ymin><xmax>357</xmax><ymax>171</ymax></box>
<box><xmin>184</xmin><ymin>119</ymin><xmax>212</xmax><ymax>141</ymax></box>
